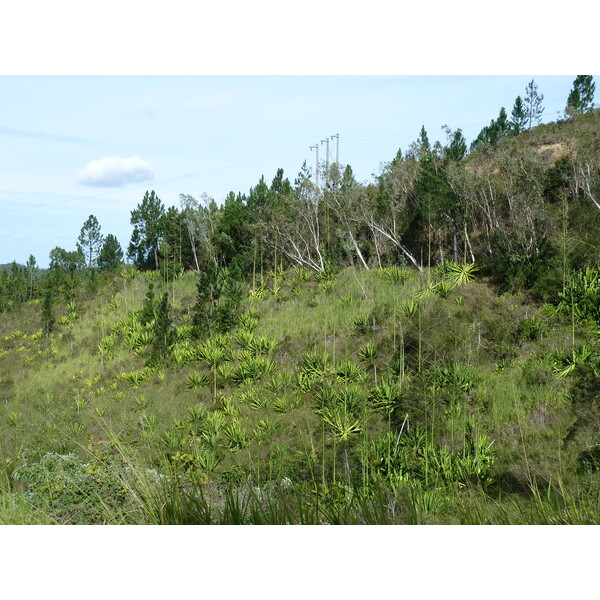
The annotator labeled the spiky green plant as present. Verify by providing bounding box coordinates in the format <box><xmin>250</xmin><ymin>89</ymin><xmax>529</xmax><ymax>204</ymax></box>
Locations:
<box><xmin>237</xmin><ymin>312</ymin><xmax>259</xmax><ymax>331</ymax></box>
<box><xmin>401</xmin><ymin>299</ymin><xmax>420</xmax><ymax>318</ymax></box>
<box><xmin>319</xmin><ymin>406</ymin><xmax>361</xmax><ymax>442</ymax></box>
<box><xmin>273</xmin><ymin>394</ymin><xmax>300</xmax><ymax>413</ymax></box>
<box><xmin>552</xmin><ymin>345</ymin><xmax>597</xmax><ymax>379</ymax></box>
<box><xmin>358</xmin><ymin>343</ymin><xmax>377</xmax><ymax>362</ymax></box>
<box><xmin>301</xmin><ymin>351</ymin><xmax>332</xmax><ymax>378</ymax></box>
<box><xmin>443</xmin><ymin>261</ymin><xmax>478</xmax><ymax>287</ymax></box>
<box><xmin>369</xmin><ymin>379</ymin><xmax>401</xmax><ymax>413</ymax></box>
<box><xmin>186</xmin><ymin>371</ymin><xmax>209</xmax><ymax>391</ymax></box>
<box><xmin>381</xmin><ymin>265</ymin><xmax>412</xmax><ymax>284</ymax></box>
<box><xmin>223</xmin><ymin>420</ymin><xmax>249</xmax><ymax>450</ymax></box>
<box><xmin>336</xmin><ymin>360</ymin><xmax>365</xmax><ymax>383</ymax></box>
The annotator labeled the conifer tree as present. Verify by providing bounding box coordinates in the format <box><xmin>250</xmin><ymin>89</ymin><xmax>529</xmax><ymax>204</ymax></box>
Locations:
<box><xmin>128</xmin><ymin>190</ymin><xmax>166</xmax><ymax>270</ymax></box>
<box><xmin>524</xmin><ymin>79</ymin><xmax>544</xmax><ymax>129</ymax></box>
<box><xmin>442</xmin><ymin>127</ymin><xmax>467</xmax><ymax>163</ymax></box>
<box><xmin>566</xmin><ymin>75</ymin><xmax>595</xmax><ymax>115</ymax></box>
<box><xmin>510</xmin><ymin>96</ymin><xmax>527</xmax><ymax>134</ymax></box>
<box><xmin>192</xmin><ymin>262</ymin><xmax>221</xmax><ymax>337</ymax></box>
<box><xmin>149</xmin><ymin>292</ymin><xmax>174</xmax><ymax>364</ymax></box>
<box><xmin>26</xmin><ymin>255</ymin><xmax>37</xmax><ymax>300</ymax></box>
<box><xmin>77</xmin><ymin>215</ymin><xmax>104</xmax><ymax>269</ymax></box>
<box><xmin>41</xmin><ymin>290</ymin><xmax>55</xmax><ymax>335</ymax></box>
<box><xmin>97</xmin><ymin>234</ymin><xmax>124</xmax><ymax>271</ymax></box>
<box><xmin>139</xmin><ymin>282</ymin><xmax>156</xmax><ymax>326</ymax></box>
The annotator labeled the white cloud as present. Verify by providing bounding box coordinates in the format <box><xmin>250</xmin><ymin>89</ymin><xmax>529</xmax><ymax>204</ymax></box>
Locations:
<box><xmin>78</xmin><ymin>155</ymin><xmax>153</xmax><ymax>187</ymax></box>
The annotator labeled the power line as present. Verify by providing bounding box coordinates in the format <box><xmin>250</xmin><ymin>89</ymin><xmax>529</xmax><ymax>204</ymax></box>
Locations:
<box><xmin>0</xmin><ymin>108</ymin><xmax>566</xmax><ymax>216</ymax></box>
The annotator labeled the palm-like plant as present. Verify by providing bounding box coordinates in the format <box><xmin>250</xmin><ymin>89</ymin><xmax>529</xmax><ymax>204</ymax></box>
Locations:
<box><xmin>336</xmin><ymin>360</ymin><xmax>365</xmax><ymax>383</ymax></box>
<box><xmin>381</xmin><ymin>265</ymin><xmax>412</xmax><ymax>284</ymax></box>
<box><xmin>319</xmin><ymin>406</ymin><xmax>361</xmax><ymax>442</ymax></box>
<box><xmin>223</xmin><ymin>420</ymin><xmax>249</xmax><ymax>450</ymax></box>
<box><xmin>369</xmin><ymin>379</ymin><xmax>401</xmax><ymax>413</ymax></box>
<box><xmin>358</xmin><ymin>343</ymin><xmax>377</xmax><ymax>363</ymax></box>
<box><xmin>553</xmin><ymin>345</ymin><xmax>597</xmax><ymax>379</ymax></box>
<box><xmin>186</xmin><ymin>371</ymin><xmax>209</xmax><ymax>391</ymax></box>
<box><xmin>444</xmin><ymin>261</ymin><xmax>478</xmax><ymax>288</ymax></box>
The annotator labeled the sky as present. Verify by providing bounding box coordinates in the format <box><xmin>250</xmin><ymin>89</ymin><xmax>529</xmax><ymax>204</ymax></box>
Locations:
<box><xmin>0</xmin><ymin>75</ymin><xmax>582</xmax><ymax>267</ymax></box>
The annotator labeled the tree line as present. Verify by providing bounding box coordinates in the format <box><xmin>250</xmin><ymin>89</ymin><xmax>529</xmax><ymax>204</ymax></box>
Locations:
<box><xmin>1</xmin><ymin>76</ymin><xmax>598</xmax><ymax>317</ymax></box>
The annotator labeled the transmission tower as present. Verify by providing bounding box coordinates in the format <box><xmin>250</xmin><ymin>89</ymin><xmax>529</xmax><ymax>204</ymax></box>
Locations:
<box><xmin>309</xmin><ymin>144</ymin><xmax>319</xmax><ymax>191</ymax></box>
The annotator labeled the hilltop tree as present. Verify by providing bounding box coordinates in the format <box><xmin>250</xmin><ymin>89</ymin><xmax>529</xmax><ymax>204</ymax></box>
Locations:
<box><xmin>442</xmin><ymin>126</ymin><xmax>467</xmax><ymax>163</ymax></box>
<box><xmin>566</xmin><ymin>75</ymin><xmax>595</xmax><ymax>115</ymax></box>
<box><xmin>26</xmin><ymin>254</ymin><xmax>37</xmax><ymax>300</ymax></box>
<box><xmin>159</xmin><ymin>206</ymin><xmax>192</xmax><ymax>278</ymax></box>
<box><xmin>213</xmin><ymin>192</ymin><xmax>251</xmax><ymax>269</ymax></box>
<box><xmin>97</xmin><ymin>234</ymin><xmax>123</xmax><ymax>271</ymax></box>
<box><xmin>77</xmin><ymin>215</ymin><xmax>104</xmax><ymax>269</ymax></box>
<box><xmin>180</xmin><ymin>193</ymin><xmax>219</xmax><ymax>272</ymax></box>
<box><xmin>510</xmin><ymin>96</ymin><xmax>527</xmax><ymax>134</ymax></box>
<box><xmin>49</xmin><ymin>246</ymin><xmax>85</xmax><ymax>275</ymax></box>
<box><xmin>128</xmin><ymin>190</ymin><xmax>166</xmax><ymax>270</ymax></box>
<box><xmin>496</xmin><ymin>107</ymin><xmax>511</xmax><ymax>138</ymax></box>
<box><xmin>472</xmin><ymin>107</ymin><xmax>512</xmax><ymax>151</ymax></box>
<box><xmin>524</xmin><ymin>79</ymin><xmax>544</xmax><ymax>129</ymax></box>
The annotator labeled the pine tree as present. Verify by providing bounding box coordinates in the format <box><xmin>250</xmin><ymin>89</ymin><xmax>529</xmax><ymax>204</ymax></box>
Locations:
<box><xmin>139</xmin><ymin>282</ymin><xmax>156</xmax><ymax>326</ymax></box>
<box><xmin>149</xmin><ymin>292</ymin><xmax>174</xmax><ymax>364</ymax></box>
<box><xmin>77</xmin><ymin>215</ymin><xmax>104</xmax><ymax>269</ymax></box>
<box><xmin>41</xmin><ymin>290</ymin><xmax>55</xmax><ymax>335</ymax></box>
<box><xmin>524</xmin><ymin>79</ymin><xmax>544</xmax><ymax>129</ymax></box>
<box><xmin>442</xmin><ymin>127</ymin><xmax>467</xmax><ymax>163</ymax></box>
<box><xmin>416</xmin><ymin>126</ymin><xmax>431</xmax><ymax>160</ymax></box>
<box><xmin>128</xmin><ymin>190</ymin><xmax>166</xmax><ymax>270</ymax></box>
<box><xmin>192</xmin><ymin>262</ymin><xmax>221</xmax><ymax>337</ymax></box>
<box><xmin>217</xmin><ymin>260</ymin><xmax>244</xmax><ymax>332</ymax></box>
<box><xmin>566</xmin><ymin>75</ymin><xmax>595</xmax><ymax>115</ymax></box>
<box><xmin>510</xmin><ymin>96</ymin><xmax>527</xmax><ymax>134</ymax></box>
<box><xmin>496</xmin><ymin>107</ymin><xmax>511</xmax><ymax>137</ymax></box>
<box><xmin>26</xmin><ymin>254</ymin><xmax>37</xmax><ymax>300</ymax></box>
<box><xmin>97</xmin><ymin>234</ymin><xmax>124</xmax><ymax>271</ymax></box>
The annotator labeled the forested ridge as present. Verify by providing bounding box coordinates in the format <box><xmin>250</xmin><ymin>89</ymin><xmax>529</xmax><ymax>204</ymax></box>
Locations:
<box><xmin>0</xmin><ymin>78</ymin><xmax>599</xmax><ymax>524</ymax></box>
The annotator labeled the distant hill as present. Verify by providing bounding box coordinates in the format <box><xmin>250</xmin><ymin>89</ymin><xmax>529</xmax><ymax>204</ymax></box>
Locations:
<box><xmin>0</xmin><ymin>262</ymin><xmax>25</xmax><ymax>271</ymax></box>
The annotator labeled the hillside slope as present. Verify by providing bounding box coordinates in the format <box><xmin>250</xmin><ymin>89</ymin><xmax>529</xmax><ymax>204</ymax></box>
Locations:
<box><xmin>0</xmin><ymin>264</ymin><xmax>598</xmax><ymax>524</ymax></box>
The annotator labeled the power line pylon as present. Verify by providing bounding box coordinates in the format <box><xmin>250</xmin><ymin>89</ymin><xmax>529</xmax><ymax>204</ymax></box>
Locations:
<box><xmin>309</xmin><ymin>144</ymin><xmax>319</xmax><ymax>191</ymax></box>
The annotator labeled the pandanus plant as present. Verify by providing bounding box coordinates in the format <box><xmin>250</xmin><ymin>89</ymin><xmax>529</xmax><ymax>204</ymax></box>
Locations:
<box><xmin>319</xmin><ymin>404</ymin><xmax>361</xmax><ymax>486</ymax></box>
<box><xmin>197</xmin><ymin>339</ymin><xmax>231</xmax><ymax>398</ymax></box>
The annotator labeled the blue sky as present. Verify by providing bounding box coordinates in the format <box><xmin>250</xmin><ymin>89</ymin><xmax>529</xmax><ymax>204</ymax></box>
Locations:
<box><xmin>0</xmin><ymin>75</ymin><xmax>581</xmax><ymax>267</ymax></box>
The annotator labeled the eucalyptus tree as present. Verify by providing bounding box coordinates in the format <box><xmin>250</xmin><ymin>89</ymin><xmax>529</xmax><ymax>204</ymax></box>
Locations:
<box><xmin>180</xmin><ymin>193</ymin><xmax>219</xmax><ymax>272</ymax></box>
<box><xmin>320</xmin><ymin>164</ymin><xmax>372</xmax><ymax>270</ymax></box>
<box><xmin>259</xmin><ymin>162</ymin><xmax>328</xmax><ymax>272</ymax></box>
<box><xmin>368</xmin><ymin>154</ymin><xmax>423</xmax><ymax>270</ymax></box>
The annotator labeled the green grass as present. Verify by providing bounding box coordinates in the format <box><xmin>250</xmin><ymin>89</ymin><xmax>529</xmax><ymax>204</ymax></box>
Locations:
<box><xmin>0</xmin><ymin>265</ymin><xmax>598</xmax><ymax>524</ymax></box>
